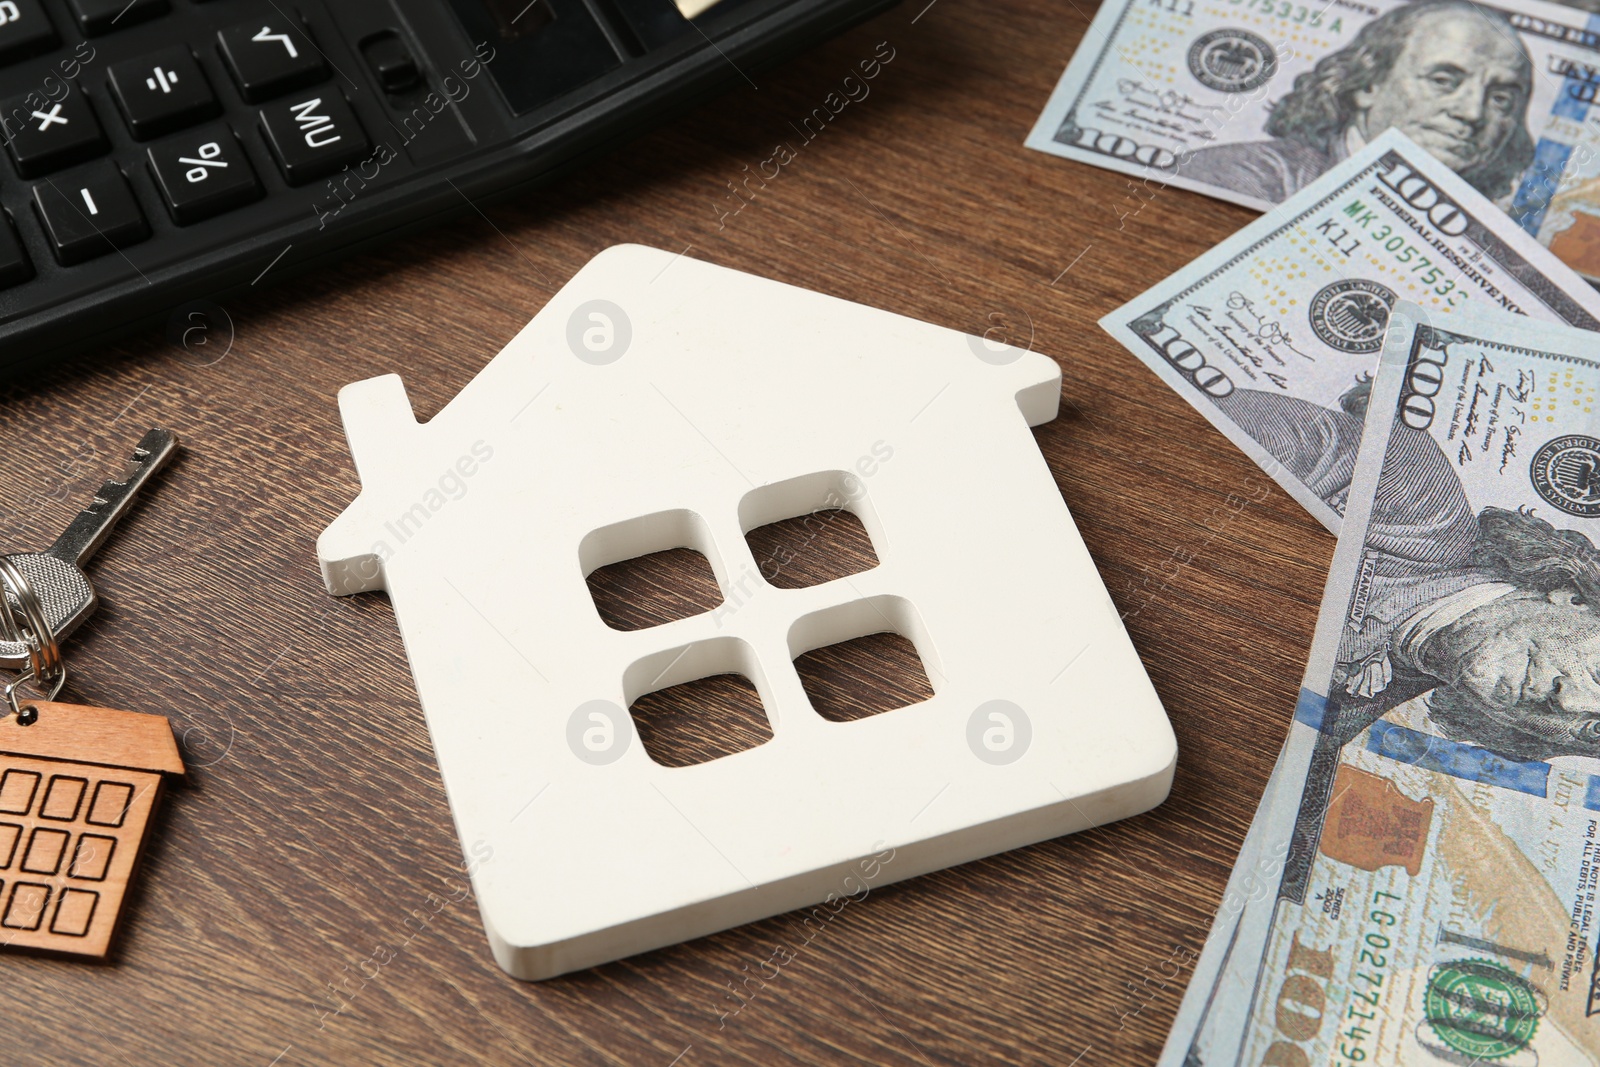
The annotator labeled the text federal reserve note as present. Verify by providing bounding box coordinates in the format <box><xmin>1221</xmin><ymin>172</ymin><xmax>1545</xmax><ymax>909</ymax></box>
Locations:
<box><xmin>1101</xmin><ymin>129</ymin><xmax>1600</xmax><ymax>531</ymax></box>
<box><xmin>1160</xmin><ymin>300</ymin><xmax>1600</xmax><ymax>1066</ymax></box>
<box><xmin>1025</xmin><ymin>0</ymin><xmax>1600</xmax><ymax>280</ymax></box>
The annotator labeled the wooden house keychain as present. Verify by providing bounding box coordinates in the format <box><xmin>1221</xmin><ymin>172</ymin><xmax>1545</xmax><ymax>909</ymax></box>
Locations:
<box><xmin>0</xmin><ymin>429</ymin><xmax>185</xmax><ymax>958</ymax></box>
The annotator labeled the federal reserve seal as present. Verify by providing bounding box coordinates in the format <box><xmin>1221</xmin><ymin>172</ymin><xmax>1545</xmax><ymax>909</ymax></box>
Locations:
<box><xmin>1422</xmin><ymin>959</ymin><xmax>1541</xmax><ymax>1062</ymax></box>
<box><xmin>1308</xmin><ymin>280</ymin><xmax>1396</xmax><ymax>354</ymax></box>
<box><xmin>1187</xmin><ymin>29</ymin><xmax>1278</xmax><ymax>93</ymax></box>
<box><xmin>1531</xmin><ymin>434</ymin><xmax>1600</xmax><ymax>516</ymax></box>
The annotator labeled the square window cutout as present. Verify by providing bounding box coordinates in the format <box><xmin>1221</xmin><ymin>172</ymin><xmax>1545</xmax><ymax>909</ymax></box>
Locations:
<box><xmin>739</xmin><ymin>471</ymin><xmax>881</xmax><ymax>589</ymax></box>
<box><xmin>624</xmin><ymin>638</ymin><xmax>774</xmax><ymax>767</ymax></box>
<box><xmin>789</xmin><ymin>596</ymin><xmax>937</xmax><ymax>722</ymax></box>
<box><xmin>581</xmin><ymin>510</ymin><xmax>724</xmax><ymax>631</ymax></box>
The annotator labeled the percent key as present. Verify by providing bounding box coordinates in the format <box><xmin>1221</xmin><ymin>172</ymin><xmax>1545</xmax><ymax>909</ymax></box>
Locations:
<box><xmin>147</xmin><ymin>123</ymin><xmax>263</xmax><ymax>225</ymax></box>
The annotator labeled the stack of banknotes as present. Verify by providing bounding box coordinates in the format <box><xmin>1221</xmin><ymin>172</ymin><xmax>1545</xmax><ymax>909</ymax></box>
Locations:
<box><xmin>1028</xmin><ymin>0</ymin><xmax>1600</xmax><ymax>1062</ymax></box>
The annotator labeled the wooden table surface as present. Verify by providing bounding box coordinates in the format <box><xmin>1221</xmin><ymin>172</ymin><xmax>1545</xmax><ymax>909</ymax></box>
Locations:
<box><xmin>0</xmin><ymin>1</ymin><xmax>1337</xmax><ymax>1063</ymax></box>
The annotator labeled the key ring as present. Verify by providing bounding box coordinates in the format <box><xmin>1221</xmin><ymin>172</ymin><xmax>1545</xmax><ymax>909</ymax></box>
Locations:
<box><xmin>0</xmin><ymin>557</ymin><xmax>66</xmax><ymax>716</ymax></box>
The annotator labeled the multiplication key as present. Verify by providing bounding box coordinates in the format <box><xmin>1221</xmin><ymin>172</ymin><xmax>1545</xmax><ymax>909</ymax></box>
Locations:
<box><xmin>0</xmin><ymin>428</ymin><xmax>178</xmax><ymax>668</ymax></box>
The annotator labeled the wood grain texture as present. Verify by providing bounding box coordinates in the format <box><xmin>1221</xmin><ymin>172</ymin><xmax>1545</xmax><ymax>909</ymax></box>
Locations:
<box><xmin>0</xmin><ymin>0</ymin><xmax>1332</xmax><ymax>1062</ymax></box>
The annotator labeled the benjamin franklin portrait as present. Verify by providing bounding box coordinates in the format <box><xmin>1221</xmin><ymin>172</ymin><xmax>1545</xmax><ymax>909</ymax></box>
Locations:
<box><xmin>1214</xmin><ymin>383</ymin><xmax>1600</xmax><ymax>764</ymax></box>
<box><xmin>1182</xmin><ymin>0</ymin><xmax>1536</xmax><ymax>203</ymax></box>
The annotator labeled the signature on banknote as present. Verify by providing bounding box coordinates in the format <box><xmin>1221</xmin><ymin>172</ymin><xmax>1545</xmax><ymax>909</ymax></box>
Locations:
<box><xmin>1224</xmin><ymin>292</ymin><xmax>1314</xmax><ymax>364</ymax></box>
<box><xmin>1112</xmin><ymin>80</ymin><xmax>1224</xmax><ymax>140</ymax></box>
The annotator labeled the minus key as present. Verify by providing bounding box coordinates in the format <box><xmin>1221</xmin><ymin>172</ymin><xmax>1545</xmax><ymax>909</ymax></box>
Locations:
<box><xmin>32</xmin><ymin>163</ymin><xmax>150</xmax><ymax>266</ymax></box>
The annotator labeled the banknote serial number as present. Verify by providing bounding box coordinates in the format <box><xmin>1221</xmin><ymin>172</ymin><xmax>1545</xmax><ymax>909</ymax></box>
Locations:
<box><xmin>1321</xmin><ymin>204</ymin><xmax>1463</xmax><ymax>303</ymax></box>
<box><xmin>1314</xmin><ymin>158</ymin><xmax>1476</xmax><ymax>307</ymax></box>
<box><xmin>1336</xmin><ymin>890</ymin><xmax>1403</xmax><ymax>1065</ymax></box>
<box><xmin>1225</xmin><ymin>0</ymin><xmax>1343</xmax><ymax>31</ymax></box>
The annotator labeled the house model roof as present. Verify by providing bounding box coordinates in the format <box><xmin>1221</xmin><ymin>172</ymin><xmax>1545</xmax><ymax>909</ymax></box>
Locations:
<box><xmin>318</xmin><ymin>244</ymin><xmax>1175</xmax><ymax>980</ymax></box>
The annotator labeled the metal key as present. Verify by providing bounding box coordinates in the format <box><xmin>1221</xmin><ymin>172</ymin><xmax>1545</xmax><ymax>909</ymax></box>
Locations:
<box><xmin>0</xmin><ymin>428</ymin><xmax>178</xmax><ymax>668</ymax></box>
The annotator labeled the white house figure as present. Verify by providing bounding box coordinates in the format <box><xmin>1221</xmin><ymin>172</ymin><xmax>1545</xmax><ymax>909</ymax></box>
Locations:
<box><xmin>318</xmin><ymin>245</ymin><xmax>1175</xmax><ymax>980</ymax></box>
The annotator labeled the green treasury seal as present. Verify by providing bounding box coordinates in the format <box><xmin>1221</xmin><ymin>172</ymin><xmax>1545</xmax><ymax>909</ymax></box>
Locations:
<box><xmin>1423</xmin><ymin>958</ymin><xmax>1541</xmax><ymax>1061</ymax></box>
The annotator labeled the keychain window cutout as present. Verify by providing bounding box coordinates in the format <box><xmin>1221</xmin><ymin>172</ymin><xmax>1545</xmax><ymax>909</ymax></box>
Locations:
<box><xmin>87</xmin><ymin>781</ymin><xmax>133</xmax><ymax>826</ymax></box>
<box><xmin>6</xmin><ymin>883</ymin><xmax>47</xmax><ymax>928</ymax></box>
<box><xmin>0</xmin><ymin>770</ymin><xmax>39</xmax><ymax>813</ymax></box>
<box><xmin>629</xmin><ymin>672</ymin><xmax>773</xmax><ymax>767</ymax></box>
<box><xmin>41</xmin><ymin>775</ymin><xmax>86</xmax><ymax>820</ymax></box>
<box><xmin>23</xmin><ymin>827</ymin><xmax>69</xmax><ymax>873</ymax></box>
<box><xmin>52</xmin><ymin>889</ymin><xmax>97</xmax><ymax>936</ymax></box>
<box><xmin>69</xmin><ymin>835</ymin><xmax>114</xmax><ymax>880</ymax></box>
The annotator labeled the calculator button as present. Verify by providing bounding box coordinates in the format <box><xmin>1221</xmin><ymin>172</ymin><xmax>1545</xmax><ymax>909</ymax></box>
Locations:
<box><xmin>65</xmin><ymin>0</ymin><xmax>168</xmax><ymax>36</ymax></box>
<box><xmin>259</xmin><ymin>92</ymin><xmax>368</xmax><ymax>185</ymax></box>
<box><xmin>0</xmin><ymin>215</ymin><xmax>32</xmax><ymax>288</ymax></box>
<box><xmin>147</xmin><ymin>125</ymin><xmax>260</xmax><ymax>225</ymax></box>
<box><xmin>0</xmin><ymin>0</ymin><xmax>56</xmax><ymax>68</ymax></box>
<box><xmin>108</xmin><ymin>48</ymin><xmax>219</xmax><ymax>140</ymax></box>
<box><xmin>0</xmin><ymin>89</ymin><xmax>107</xmax><ymax>178</ymax></box>
<box><xmin>33</xmin><ymin>164</ymin><xmax>150</xmax><ymax>265</ymax></box>
<box><xmin>217</xmin><ymin>19</ymin><xmax>325</xmax><ymax>103</ymax></box>
<box><xmin>362</xmin><ymin>32</ymin><xmax>421</xmax><ymax>94</ymax></box>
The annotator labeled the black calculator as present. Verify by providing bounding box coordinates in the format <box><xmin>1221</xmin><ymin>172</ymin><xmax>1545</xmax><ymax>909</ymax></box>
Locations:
<box><xmin>0</xmin><ymin>0</ymin><xmax>894</xmax><ymax>376</ymax></box>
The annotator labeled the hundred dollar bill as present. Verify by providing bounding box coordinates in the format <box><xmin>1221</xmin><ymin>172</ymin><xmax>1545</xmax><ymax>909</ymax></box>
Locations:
<box><xmin>1161</xmin><ymin>300</ymin><xmax>1600</xmax><ymax>1066</ymax></box>
<box><xmin>1100</xmin><ymin>128</ymin><xmax>1600</xmax><ymax>532</ymax></box>
<box><xmin>1025</xmin><ymin>0</ymin><xmax>1600</xmax><ymax>281</ymax></box>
